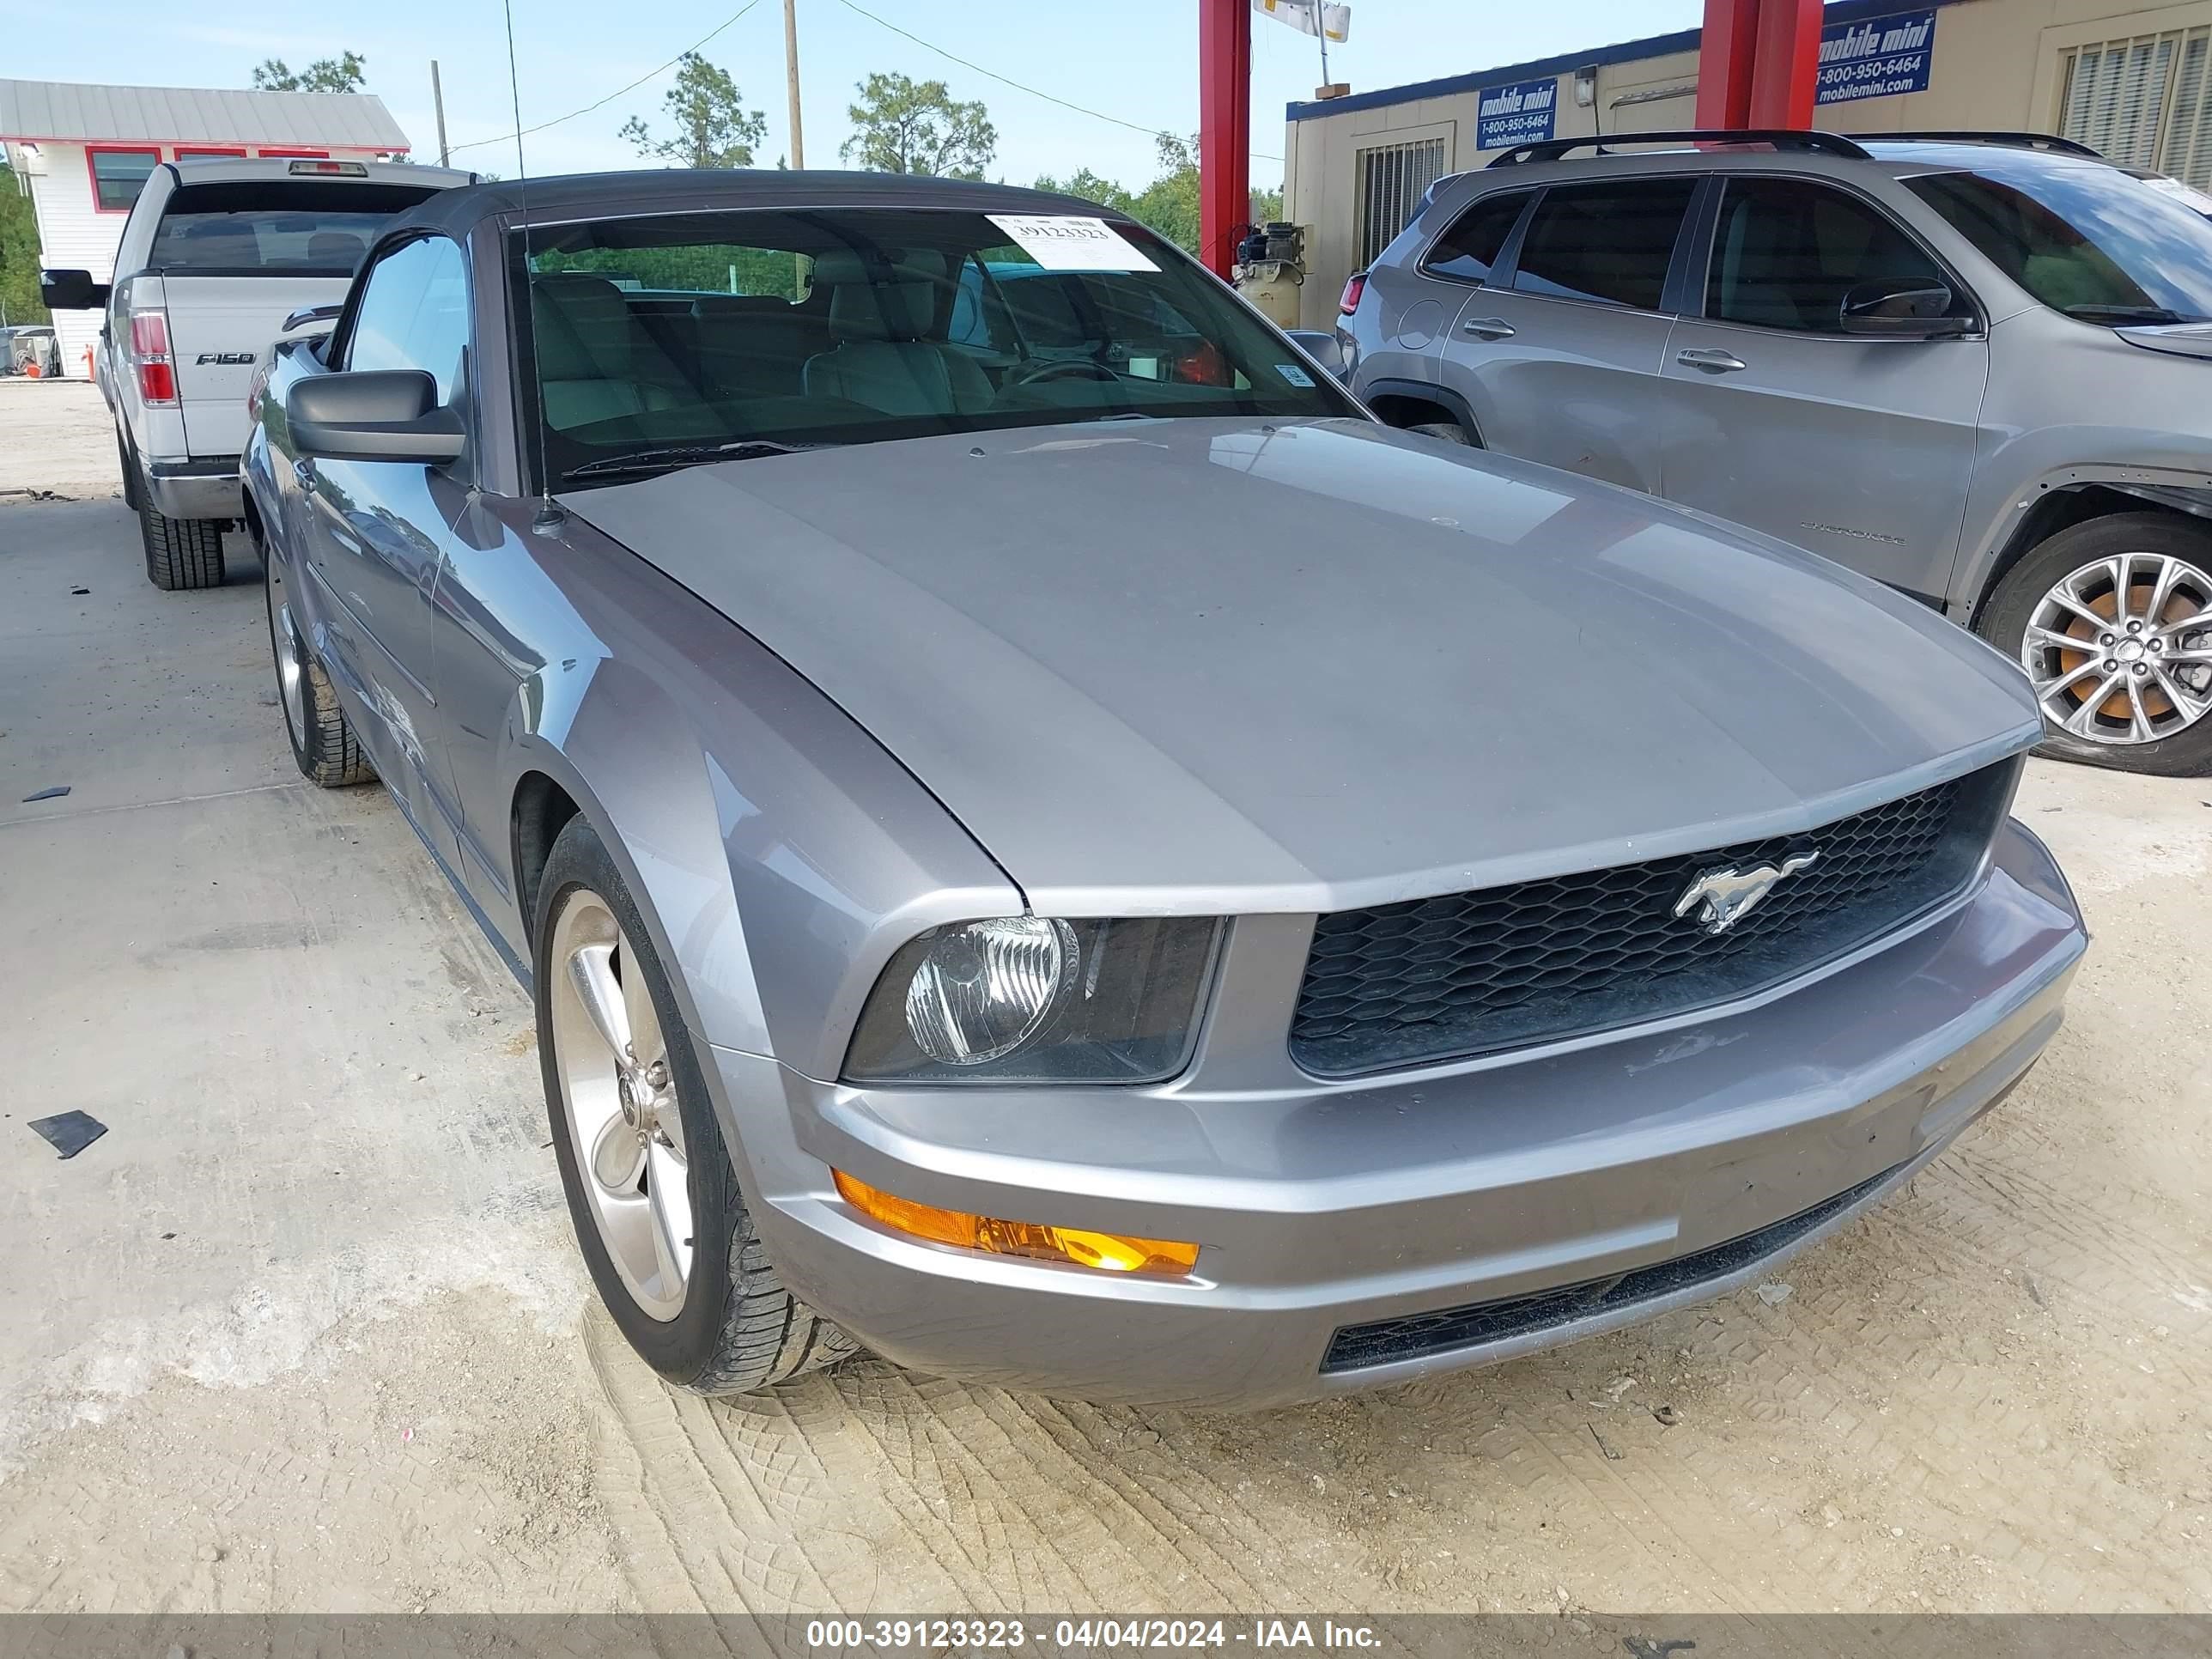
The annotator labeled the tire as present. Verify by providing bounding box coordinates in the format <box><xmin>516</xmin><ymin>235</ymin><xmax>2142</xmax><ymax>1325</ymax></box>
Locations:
<box><xmin>1977</xmin><ymin>511</ymin><xmax>2212</xmax><ymax>776</ymax></box>
<box><xmin>264</xmin><ymin>548</ymin><xmax>373</xmax><ymax>787</ymax></box>
<box><xmin>139</xmin><ymin>495</ymin><xmax>225</xmax><ymax>591</ymax></box>
<box><xmin>534</xmin><ymin>817</ymin><xmax>859</xmax><ymax>1395</ymax></box>
<box><xmin>116</xmin><ymin>426</ymin><xmax>141</xmax><ymax>512</ymax></box>
<box><xmin>1407</xmin><ymin>419</ymin><xmax>1476</xmax><ymax>447</ymax></box>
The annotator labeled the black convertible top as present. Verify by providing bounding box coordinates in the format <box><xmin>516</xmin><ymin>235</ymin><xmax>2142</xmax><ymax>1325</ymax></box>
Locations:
<box><xmin>386</xmin><ymin>167</ymin><xmax>1114</xmax><ymax>238</ymax></box>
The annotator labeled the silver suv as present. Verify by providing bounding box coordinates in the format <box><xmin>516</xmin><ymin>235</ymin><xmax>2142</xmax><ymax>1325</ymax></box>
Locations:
<box><xmin>1339</xmin><ymin>129</ymin><xmax>2212</xmax><ymax>777</ymax></box>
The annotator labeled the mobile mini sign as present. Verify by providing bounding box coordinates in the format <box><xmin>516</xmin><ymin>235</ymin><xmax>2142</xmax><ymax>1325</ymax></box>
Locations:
<box><xmin>1816</xmin><ymin>8</ymin><xmax>1939</xmax><ymax>106</ymax></box>
<box><xmin>1476</xmin><ymin>77</ymin><xmax>1558</xmax><ymax>152</ymax></box>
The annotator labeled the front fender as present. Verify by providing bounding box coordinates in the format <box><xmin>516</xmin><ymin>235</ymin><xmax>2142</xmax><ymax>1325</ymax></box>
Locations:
<box><xmin>481</xmin><ymin>511</ymin><xmax>1022</xmax><ymax>1086</ymax></box>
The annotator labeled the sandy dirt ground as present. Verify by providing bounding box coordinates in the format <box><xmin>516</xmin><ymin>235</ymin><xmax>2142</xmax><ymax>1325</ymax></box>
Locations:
<box><xmin>0</xmin><ymin>379</ymin><xmax>121</xmax><ymax>503</ymax></box>
<box><xmin>0</xmin><ymin>383</ymin><xmax>2206</xmax><ymax>1622</ymax></box>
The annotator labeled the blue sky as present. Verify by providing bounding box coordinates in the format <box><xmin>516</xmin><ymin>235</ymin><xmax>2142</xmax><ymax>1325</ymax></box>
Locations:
<box><xmin>3</xmin><ymin>1</ymin><xmax>1704</xmax><ymax>186</ymax></box>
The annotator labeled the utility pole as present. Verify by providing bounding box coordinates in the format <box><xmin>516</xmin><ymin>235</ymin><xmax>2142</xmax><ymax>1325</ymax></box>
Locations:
<box><xmin>430</xmin><ymin>59</ymin><xmax>451</xmax><ymax>167</ymax></box>
<box><xmin>783</xmin><ymin>0</ymin><xmax>805</xmax><ymax>168</ymax></box>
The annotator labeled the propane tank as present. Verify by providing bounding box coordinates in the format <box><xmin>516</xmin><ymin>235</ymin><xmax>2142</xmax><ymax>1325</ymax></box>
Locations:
<box><xmin>1233</xmin><ymin>222</ymin><xmax>1305</xmax><ymax>330</ymax></box>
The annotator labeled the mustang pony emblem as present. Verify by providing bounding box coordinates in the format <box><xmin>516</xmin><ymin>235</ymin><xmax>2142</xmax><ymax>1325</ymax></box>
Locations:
<box><xmin>1672</xmin><ymin>851</ymin><xmax>1820</xmax><ymax>935</ymax></box>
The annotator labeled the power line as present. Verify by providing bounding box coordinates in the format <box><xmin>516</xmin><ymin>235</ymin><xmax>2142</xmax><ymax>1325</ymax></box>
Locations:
<box><xmin>449</xmin><ymin>0</ymin><xmax>767</xmax><ymax>155</ymax></box>
<box><xmin>830</xmin><ymin>0</ymin><xmax>1283</xmax><ymax>164</ymax></box>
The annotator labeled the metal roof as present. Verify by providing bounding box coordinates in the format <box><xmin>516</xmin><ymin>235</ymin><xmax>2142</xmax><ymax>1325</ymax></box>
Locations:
<box><xmin>0</xmin><ymin>78</ymin><xmax>409</xmax><ymax>149</ymax></box>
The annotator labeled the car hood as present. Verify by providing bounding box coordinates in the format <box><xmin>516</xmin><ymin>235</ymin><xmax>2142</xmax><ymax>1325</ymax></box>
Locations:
<box><xmin>564</xmin><ymin>418</ymin><xmax>2039</xmax><ymax>915</ymax></box>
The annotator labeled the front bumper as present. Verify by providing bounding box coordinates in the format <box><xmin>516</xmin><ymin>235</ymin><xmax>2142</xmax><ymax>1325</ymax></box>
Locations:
<box><xmin>713</xmin><ymin>818</ymin><xmax>2085</xmax><ymax>1410</ymax></box>
<box><xmin>144</xmin><ymin>456</ymin><xmax>242</xmax><ymax>521</ymax></box>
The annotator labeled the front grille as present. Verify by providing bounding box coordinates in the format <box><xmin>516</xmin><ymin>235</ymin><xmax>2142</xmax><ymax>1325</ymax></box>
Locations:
<box><xmin>1321</xmin><ymin>1158</ymin><xmax>1904</xmax><ymax>1374</ymax></box>
<box><xmin>1291</xmin><ymin>763</ymin><xmax>2012</xmax><ymax>1077</ymax></box>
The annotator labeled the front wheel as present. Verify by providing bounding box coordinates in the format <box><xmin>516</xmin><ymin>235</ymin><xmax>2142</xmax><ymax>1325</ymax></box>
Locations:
<box><xmin>1406</xmin><ymin>420</ymin><xmax>1475</xmax><ymax>447</ymax></box>
<box><xmin>534</xmin><ymin>817</ymin><xmax>859</xmax><ymax>1394</ymax></box>
<box><xmin>1978</xmin><ymin>513</ymin><xmax>2212</xmax><ymax>775</ymax></box>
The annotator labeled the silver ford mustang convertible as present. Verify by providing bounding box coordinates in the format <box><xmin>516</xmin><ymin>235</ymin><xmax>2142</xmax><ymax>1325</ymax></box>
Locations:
<box><xmin>242</xmin><ymin>172</ymin><xmax>2087</xmax><ymax>1409</ymax></box>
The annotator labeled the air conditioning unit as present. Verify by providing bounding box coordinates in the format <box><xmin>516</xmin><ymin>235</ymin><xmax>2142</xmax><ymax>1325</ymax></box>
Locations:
<box><xmin>8</xmin><ymin>142</ymin><xmax>48</xmax><ymax>177</ymax></box>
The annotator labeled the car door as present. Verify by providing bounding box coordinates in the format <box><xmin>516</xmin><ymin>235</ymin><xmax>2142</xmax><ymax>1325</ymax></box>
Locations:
<box><xmin>1659</xmin><ymin>173</ymin><xmax>1990</xmax><ymax>603</ymax></box>
<box><xmin>1435</xmin><ymin>175</ymin><xmax>1698</xmax><ymax>494</ymax></box>
<box><xmin>299</xmin><ymin>234</ymin><xmax>474</xmax><ymax>848</ymax></box>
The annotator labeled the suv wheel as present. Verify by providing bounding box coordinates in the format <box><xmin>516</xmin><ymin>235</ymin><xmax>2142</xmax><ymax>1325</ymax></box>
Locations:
<box><xmin>1978</xmin><ymin>513</ymin><xmax>2212</xmax><ymax>775</ymax></box>
<box><xmin>140</xmin><ymin>496</ymin><xmax>226</xmax><ymax>591</ymax></box>
<box><xmin>535</xmin><ymin>817</ymin><xmax>860</xmax><ymax>1395</ymax></box>
<box><xmin>1407</xmin><ymin>420</ymin><xmax>1475</xmax><ymax>447</ymax></box>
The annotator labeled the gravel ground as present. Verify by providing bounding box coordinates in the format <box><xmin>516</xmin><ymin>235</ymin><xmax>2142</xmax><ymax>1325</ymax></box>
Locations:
<box><xmin>0</xmin><ymin>379</ymin><xmax>120</xmax><ymax>503</ymax></box>
<box><xmin>0</xmin><ymin>386</ymin><xmax>2205</xmax><ymax>1625</ymax></box>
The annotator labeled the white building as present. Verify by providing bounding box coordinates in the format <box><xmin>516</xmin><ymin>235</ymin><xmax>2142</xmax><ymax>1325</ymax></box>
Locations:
<box><xmin>1</xmin><ymin>78</ymin><xmax>410</xmax><ymax>371</ymax></box>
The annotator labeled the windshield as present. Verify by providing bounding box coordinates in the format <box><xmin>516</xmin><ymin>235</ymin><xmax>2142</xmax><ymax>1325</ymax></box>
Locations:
<box><xmin>509</xmin><ymin>207</ymin><xmax>1357</xmax><ymax>491</ymax></box>
<box><xmin>149</xmin><ymin>182</ymin><xmax>441</xmax><ymax>276</ymax></box>
<box><xmin>1903</xmin><ymin>157</ymin><xmax>2212</xmax><ymax>324</ymax></box>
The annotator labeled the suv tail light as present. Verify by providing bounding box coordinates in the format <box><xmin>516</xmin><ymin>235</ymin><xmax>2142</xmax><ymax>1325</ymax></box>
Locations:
<box><xmin>1339</xmin><ymin>271</ymin><xmax>1367</xmax><ymax>316</ymax></box>
<box><xmin>128</xmin><ymin>308</ymin><xmax>177</xmax><ymax>406</ymax></box>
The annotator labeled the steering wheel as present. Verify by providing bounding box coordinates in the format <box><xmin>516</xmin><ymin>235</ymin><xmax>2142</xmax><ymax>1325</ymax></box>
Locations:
<box><xmin>1008</xmin><ymin>358</ymin><xmax>1121</xmax><ymax>387</ymax></box>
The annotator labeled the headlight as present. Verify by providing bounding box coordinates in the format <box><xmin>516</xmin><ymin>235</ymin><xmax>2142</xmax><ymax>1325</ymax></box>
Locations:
<box><xmin>842</xmin><ymin>916</ymin><xmax>1221</xmax><ymax>1085</ymax></box>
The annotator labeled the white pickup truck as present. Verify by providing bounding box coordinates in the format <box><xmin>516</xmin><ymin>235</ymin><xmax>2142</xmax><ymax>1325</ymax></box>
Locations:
<box><xmin>41</xmin><ymin>156</ymin><xmax>473</xmax><ymax>589</ymax></box>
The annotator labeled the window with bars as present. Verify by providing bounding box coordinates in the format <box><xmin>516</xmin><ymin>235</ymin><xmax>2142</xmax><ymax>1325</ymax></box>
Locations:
<box><xmin>1354</xmin><ymin>137</ymin><xmax>1447</xmax><ymax>269</ymax></box>
<box><xmin>2060</xmin><ymin>26</ymin><xmax>2212</xmax><ymax>187</ymax></box>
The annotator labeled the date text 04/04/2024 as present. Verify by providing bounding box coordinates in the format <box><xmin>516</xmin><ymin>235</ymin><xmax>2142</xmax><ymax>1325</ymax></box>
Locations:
<box><xmin>801</xmin><ymin>1619</ymin><xmax>1384</xmax><ymax>1650</ymax></box>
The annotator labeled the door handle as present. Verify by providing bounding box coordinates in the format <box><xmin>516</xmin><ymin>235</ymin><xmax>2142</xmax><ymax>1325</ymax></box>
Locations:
<box><xmin>1462</xmin><ymin>317</ymin><xmax>1516</xmax><ymax>341</ymax></box>
<box><xmin>1677</xmin><ymin>347</ymin><xmax>1747</xmax><ymax>373</ymax></box>
<box><xmin>293</xmin><ymin>459</ymin><xmax>316</xmax><ymax>491</ymax></box>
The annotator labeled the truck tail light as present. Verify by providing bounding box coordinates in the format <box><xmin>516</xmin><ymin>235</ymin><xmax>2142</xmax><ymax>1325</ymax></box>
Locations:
<box><xmin>1339</xmin><ymin>271</ymin><xmax>1367</xmax><ymax>316</ymax></box>
<box><xmin>129</xmin><ymin>308</ymin><xmax>177</xmax><ymax>406</ymax></box>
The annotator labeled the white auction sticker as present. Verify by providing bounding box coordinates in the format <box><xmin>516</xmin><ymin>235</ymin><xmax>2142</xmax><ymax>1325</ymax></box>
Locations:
<box><xmin>988</xmin><ymin>214</ymin><xmax>1160</xmax><ymax>272</ymax></box>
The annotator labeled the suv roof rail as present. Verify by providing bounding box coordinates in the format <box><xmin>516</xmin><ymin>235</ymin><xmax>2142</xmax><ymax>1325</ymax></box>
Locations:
<box><xmin>1850</xmin><ymin>129</ymin><xmax>2103</xmax><ymax>159</ymax></box>
<box><xmin>1485</xmin><ymin>129</ymin><xmax>1872</xmax><ymax>167</ymax></box>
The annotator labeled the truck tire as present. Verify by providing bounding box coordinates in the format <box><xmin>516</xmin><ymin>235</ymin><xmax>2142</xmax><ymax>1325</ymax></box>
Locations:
<box><xmin>140</xmin><ymin>496</ymin><xmax>225</xmax><ymax>591</ymax></box>
<box><xmin>535</xmin><ymin>815</ymin><xmax>860</xmax><ymax>1395</ymax></box>
<box><xmin>1978</xmin><ymin>512</ymin><xmax>2212</xmax><ymax>776</ymax></box>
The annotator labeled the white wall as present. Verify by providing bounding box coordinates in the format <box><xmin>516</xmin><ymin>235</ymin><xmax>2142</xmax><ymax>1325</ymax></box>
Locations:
<box><xmin>26</xmin><ymin>143</ymin><xmax>108</xmax><ymax>372</ymax></box>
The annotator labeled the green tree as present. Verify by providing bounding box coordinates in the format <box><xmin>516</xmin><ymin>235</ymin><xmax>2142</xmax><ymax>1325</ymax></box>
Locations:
<box><xmin>1037</xmin><ymin>134</ymin><xmax>1282</xmax><ymax>257</ymax></box>
<box><xmin>0</xmin><ymin>164</ymin><xmax>48</xmax><ymax>325</ymax></box>
<box><xmin>841</xmin><ymin>72</ymin><xmax>995</xmax><ymax>179</ymax></box>
<box><xmin>252</xmin><ymin>52</ymin><xmax>368</xmax><ymax>93</ymax></box>
<box><xmin>620</xmin><ymin>53</ymin><xmax>766</xmax><ymax>170</ymax></box>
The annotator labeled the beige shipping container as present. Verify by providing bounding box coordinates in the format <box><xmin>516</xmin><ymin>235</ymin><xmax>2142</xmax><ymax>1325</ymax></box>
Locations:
<box><xmin>1284</xmin><ymin>0</ymin><xmax>2212</xmax><ymax>327</ymax></box>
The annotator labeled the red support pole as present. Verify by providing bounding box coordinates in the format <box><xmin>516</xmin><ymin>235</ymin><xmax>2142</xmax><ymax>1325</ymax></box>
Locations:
<box><xmin>1199</xmin><ymin>0</ymin><xmax>1251</xmax><ymax>280</ymax></box>
<box><xmin>1696</xmin><ymin>0</ymin><xmax>1761</xmax><ymax>129</ymax></box>
<box><xmin>1746</xmin><ymin>0</ymin><xmax>1824</xmax><ymax>129</ymax></box>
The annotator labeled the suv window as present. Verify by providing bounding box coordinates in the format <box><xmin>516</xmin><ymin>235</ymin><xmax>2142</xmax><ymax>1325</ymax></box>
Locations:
<box><xmin>1423</xmin><ymin>190</ymin><xmax>1530</xmax><ymax>284</ymax></box>
<box><xmin>1511</xmin><ymin>179</ymin><xmax>1696</xmax><ymax>311</ymax></box>
<box><xmin>344</xmin><ymin>236</ymin><xmax>470</xmax><ymax>406</ymax></box>
<box><xmin>1707</xmin><ymin>178</ymin><xmax>1956</xmax><ymax>333</ymax></box>
<box><xmin>1905</xmin><ymin>159</ymin><xmax>2212</xmax><ymax>325</ymax></box>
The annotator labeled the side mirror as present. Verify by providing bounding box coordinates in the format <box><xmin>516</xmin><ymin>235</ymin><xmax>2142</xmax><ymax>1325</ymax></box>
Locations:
<box><xmin>1284</xmin><ymin>327</ymin><xmax>1348</xmax><ymax>380</ymax></box>
<box><xmin>40</xmin><ymin>269</ymin><xmax>109</xmax><ymax>312</ymax></box>
<box><xmin>285</xmin><ymin>370</ymin><xmax>465</xmax><ymax>465</ymax></box>
<box><xmin>1839</xmin><ymin>276</ymin><xmax>1961</xmax><ymax>337</ymax></box>
<box><xmin>281</xmin><ymin>304</ymin><xmax>343</xmax><ymax>335</ymax></box>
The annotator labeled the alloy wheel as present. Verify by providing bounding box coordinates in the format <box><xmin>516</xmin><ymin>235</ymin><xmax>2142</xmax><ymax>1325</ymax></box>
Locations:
<box><xmin>2022</xmin><ymin>551</ymin><xmax>2212</xmax><ymax>744</ymax></box>
<box><xmin>547</xmin><ymin>890</ymin><xmax>693</xmax><ymax>1322</ymax></box>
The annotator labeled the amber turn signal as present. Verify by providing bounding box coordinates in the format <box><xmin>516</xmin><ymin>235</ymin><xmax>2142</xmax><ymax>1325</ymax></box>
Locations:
<box><xmin>833</xmin><ymin>1170</ymin><xmax>1199</xmax><ymax>1276</ymax></box>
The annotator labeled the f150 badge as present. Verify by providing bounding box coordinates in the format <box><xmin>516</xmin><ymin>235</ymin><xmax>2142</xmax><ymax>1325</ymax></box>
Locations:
<box><xmin>196</xmin><ymin>352</ymin><xmax>257</xmax><ymax>365</ymax></box>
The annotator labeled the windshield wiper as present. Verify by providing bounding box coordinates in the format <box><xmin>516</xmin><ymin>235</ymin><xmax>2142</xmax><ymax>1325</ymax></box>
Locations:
<box><xmin>561</xmin><ymin>438</ymin><xmax>833</xmax><ymax>483</ymax></box>
<box><xmin>2063</xmin><ymin>303</ymin><xmax>2192</xmax><ymax>325</ymax></box>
